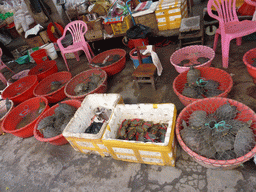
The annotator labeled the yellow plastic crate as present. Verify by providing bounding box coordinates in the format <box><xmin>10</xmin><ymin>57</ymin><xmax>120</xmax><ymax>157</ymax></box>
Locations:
<box><xmin>63</xmin><ymin>94</ymin><xmax>123</xmax><ymax>157</ymax></box>
<box><xmin>102</xmin><ymin>103</ymin><xmax>177</xmax><ymax>166</ymax></box>
<box><xmin>110</xmin><ymin>15</ymin><xmax>133</xmax><ymax>35</ymax></box>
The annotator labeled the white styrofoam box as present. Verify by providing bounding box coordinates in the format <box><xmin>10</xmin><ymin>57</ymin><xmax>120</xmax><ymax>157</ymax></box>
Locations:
<box><xmin>102</xmin><ymin>103</ymin><xmax>175</xmax><ymax>147</ymax></box>
<box><xmin>63</xmin><ymin>93</ymin><xmax>122</xmax><ymax>140</ymax></box>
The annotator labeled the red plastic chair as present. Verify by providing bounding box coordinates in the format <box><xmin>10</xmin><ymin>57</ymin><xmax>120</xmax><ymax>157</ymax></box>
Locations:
<box><xmin>0</xmin><ymin>48</ymin><xmax>14</xmax><ymax>86</ymax></box>
<box><xmin>207</xmin><ymin>0</ymin><xmax>256</xmax><ymax>68</ymax></box>
<box><xmin>57</xmin><ymin>20</ymin><xmax>94</xmax><ymax>71</ymax></box>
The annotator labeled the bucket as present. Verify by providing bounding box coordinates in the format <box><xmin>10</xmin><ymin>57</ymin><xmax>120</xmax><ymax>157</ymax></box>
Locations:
<box><xmin>30</xmin><ymin>49</ymin><xmax>49</xmax><ymax>64</ymax></box>
<box><xmin>41</xmin><ymin>43</ymin><xmax>58</xmax><ymax>60</ymax></box>
<box><xmin>130</xmin><ymin>38</ymin><xmax>149</xmax><ymax>48</ymax></box>
<box><xmin>129</xmin><ymin>48</ymin><xmax>153</xmax><ymax>68</ymax></box>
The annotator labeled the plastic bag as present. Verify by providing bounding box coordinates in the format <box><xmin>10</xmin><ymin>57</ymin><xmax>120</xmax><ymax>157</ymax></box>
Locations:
<box><xmin>126</xmin><ymin>24</ymin><xmax>151</xmax><ymax>39</ymax></box>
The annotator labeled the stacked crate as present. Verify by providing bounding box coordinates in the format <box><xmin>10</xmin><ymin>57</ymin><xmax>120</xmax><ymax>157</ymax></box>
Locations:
<box><xmin>155</xmin><ymin>0</ymin><xmax>188</xmax><ymax>31</ymax></box>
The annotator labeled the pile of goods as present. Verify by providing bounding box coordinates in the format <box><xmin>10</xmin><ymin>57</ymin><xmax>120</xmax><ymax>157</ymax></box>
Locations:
<box><xmin>16</xmin><ymin>101</ymin><xmax>46</xmax><ymax>130</ymax></box>
<box><xmin>182</xmin><ymin>67</ymin><xmax>224</xmax><ymax>98</ymax></box>
<box><xmin>48</xmin><ymin>81</ymin><xmax>64</xmax><ymax>94</ymax></box>
<box><xmin>84</xmin><ymin>107</ymin><xmax>112</xmax><ymax>134</ymax></box>
<box><xmin>116</xmin><ymin>119</ymin><xmax>168</xmax><ymax>143</ymax></box>
<box><xmin>178</xmin><ymin>56</ymin><xmax>210</xmax><ymax>67</ymax></box>
<box><xmin>37</xmin><ymin>103</ymin><xmax>77</xmax><ymax>138</ymax></box>
<box><xmin>180</xmin><ymin>102</ymin><xmax>256</xmax><ymax>160</ymax></box>
<box><xmin>74</xmin><ymin>73</ymin><xmax>103</xmax><ymax>96</ymax></box>
<box><xmin>90</xmin><ymin>54</ymin><xmax>121</xmax><ymax>67</ymax></box>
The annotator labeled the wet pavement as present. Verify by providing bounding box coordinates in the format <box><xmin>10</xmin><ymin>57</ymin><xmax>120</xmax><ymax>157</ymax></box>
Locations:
<box><xmin>1</xmin><ymin>3</ymin><xmax>256</xmax><ymax>191</ymax></box>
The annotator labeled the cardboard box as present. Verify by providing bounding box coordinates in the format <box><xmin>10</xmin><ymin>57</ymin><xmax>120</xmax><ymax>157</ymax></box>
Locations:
<box><xmin>156</xmin><ymin>0</ymin><xmax>188</xmax><ymax>30</ymax></box>
<box><xmin>85</xmin><ymin>30</ymin><xmax>103</xmax><ymax>41</ymax></box>
<box><xmin>39</xmin><ymin>30</ymin><xmax>51</xmax><ymax>44</ymax></box>
<box><xmin>25</xmin><ymin>35</ymin><xmax>45</xmax><ymax>48</ymax></box>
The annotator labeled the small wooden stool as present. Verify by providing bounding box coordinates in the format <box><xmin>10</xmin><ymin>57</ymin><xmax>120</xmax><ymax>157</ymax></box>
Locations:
<box><xmin>132</xmin><ymin>46</ymin><xmax>157</xmax><ymax>90</ymax></box>
<box><xmin>132</xmin><ymin>64</ymin><xmax>156</xmax><ymax>90</ymax></box>
<box><xmin>179</xmin><ymin>16</ymin><xmax>204</xmax><ymax>48</ymax></box>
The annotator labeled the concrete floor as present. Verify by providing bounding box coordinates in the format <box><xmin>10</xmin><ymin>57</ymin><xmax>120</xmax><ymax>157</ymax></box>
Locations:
<box><xmin>2</xmin><ymin>2</ymin><xmax>256</xmax><ymax>192</ymax></box>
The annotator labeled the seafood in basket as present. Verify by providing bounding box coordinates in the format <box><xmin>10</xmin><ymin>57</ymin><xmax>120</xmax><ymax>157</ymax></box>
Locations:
<box><xmin>74</xmin><ymin>73</ymin><xmax>104</xmax><ymax>96</ymax></box>
<box><xmin>37</xmin><ymin>103</ymin><xmax>77</xmax><ymax>138</ymax></box>
<box><xmin>182</xmin><ymin>66</ymin><xmax>224</xmax><ymax>98</ymax></box>
<box><xmin>116</xmin><ymin>118</ymin><xmax>168</xmax><ymax>143</ymax></box>
<box><xmin>90</xmin><ymin>54</ymin><xmax>121</xmax><ymax>67</ymax></box>
<box><xmin>178</xmin><ymin>56</ymin><xmax>210</xmax><ymax>67</ymax></box>
<box><xmin>48</xmin><ymin>81</ymin><xmax>64</xmax><ymax>94</ymax></box>
<box><xmin>180</xmin><ymin>101</ymin><xmax>256</xmax><ymax>160</ymax></box>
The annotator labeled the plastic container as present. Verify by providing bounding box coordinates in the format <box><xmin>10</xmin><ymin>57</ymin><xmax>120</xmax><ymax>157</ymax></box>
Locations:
<box><xmin>41</xmin><ymin>43</ymin><xmax>58</xmax><ymax>60</ymax></box>
<box><xmin>30</xmin><ymin>49</ymin><xmax>49</xmax><ymax>64</ymax></box>
<box><xmin>47</xmin><ymin>22</ymin><xmax>64</xmax><ymax>43</ymax></box>
<box><xmin>0</xmin><ymin>99</ymin><xmax>14</xmax><ymax>135</ymax></box>
<box><xmin>170</xmin><ymin>45</ymin><xmax>215</xmax><ymax>73</ymax></box>
<box><xmin>15</xmin><ymin>55</ymin><xmax>30</xmax><ymax>64</ymax></box>
<box><xmin>28</xmin><ymin>60</ymin><xmax>58</xmax><ymax>81</ymax></box>
<box><xmin>7</xmin><ymin>69</ymin><xmax>30</xmax><ymax>85</ymax></box>
<box><xmin>2</xmin><ymin>75</ymin><xmax>38</xmax><ymax>105</ymax></box>
<box><xmin>173</xmin><ymin>67</ymin><xmax>233</xmax><ymax>106</ymax></box>
<box><xmin>34</xmin><ymin>99</ymin><xmax>81</xmax><ymax>145</ymax></box>
<box><xmin>64</xmin><ymin>69</ymin><xmax>107</xmax><ymax>101</ymax></box>
<box><xmin>123</xmin><ymin>38</ymin><xmax>149</xmax><ymax>49</ymax></box>
<box><xmin>102</xmin><ymin>103</ymin><xmax>177</xmax><ymax>166</ymax></box>
<box><xmin>129</xmin><ymin>38</ymin><xmax>149</xmax><ymax>48</ymax></box>
<box><xmin>33</xmin><ymin>71</ymin><xmax>72</xmax><ymax>103</ymax></box>
<box><xmin>63</xmin><ymin>94</ymin><xmax>123</xmax><ymax>156</ymax></box>
<box><xmin>2</xmin><ymin>96</ymin><xmax>49</xmax><ymax>138</ymax></box>
<box><xmin>243</xmin><ymin>48</ymin><xmax>256</xmax><ymax>84</ymax></box>
<box><xmin>90</xmin><ymin>49</ymin><xmax>126</xmax><ymax>76</ymax></box>
<box><xmin>176</xmin><ymin>97</ymin><xmax>256</xmax><ymax>169</ymax></box>
<box><xmin>129</xmin><ymin>48</ymin><xmax>153</xmax><ymax>68</ymax></box>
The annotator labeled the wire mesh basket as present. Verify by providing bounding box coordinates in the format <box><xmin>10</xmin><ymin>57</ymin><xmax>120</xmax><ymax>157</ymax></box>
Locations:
<box><xmin>176</xmin><ymin>97</ymin><xmax>256</xmax><ymax>169</ymax></box>
<box><xmin>173</xmin><ymin>67</ymin><xmax>233</xmax><ymax>106</ymax></box>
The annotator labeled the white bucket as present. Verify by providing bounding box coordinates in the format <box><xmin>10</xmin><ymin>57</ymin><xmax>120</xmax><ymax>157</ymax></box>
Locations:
<box><xmin>41</xmin><ymin>43</ymin><xmax>58</xmax><ymax>60</ymax></box>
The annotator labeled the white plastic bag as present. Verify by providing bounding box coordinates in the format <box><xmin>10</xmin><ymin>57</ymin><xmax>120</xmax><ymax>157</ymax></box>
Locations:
<box><xmin>142</xmin><ymin>45</ymin><xmax>163</xmax><ymax>76</ymax></box>
<box><xmin>25</xmin><ymin>14</ymin><xmax>34</xmax><ymax>26</ymax></box>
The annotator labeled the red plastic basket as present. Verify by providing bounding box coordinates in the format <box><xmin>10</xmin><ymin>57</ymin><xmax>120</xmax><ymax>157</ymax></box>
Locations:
<box><xmin>243</xmin><ymin>48</ymin><xmax>256</xmax><ymax>84</ymax></box>
<box><xmin>64</xmin><ymin>69</ymin><xmax>107</xmax><ymax>101</ymax></box>
<box><xmin>33</xmin><ymin>71</ymin><xmax>72</xmax><ymax>103</ymax></box>
<box><xmin>2</xmin><ymin>75</ymin><xmax>38</xmax><ymax>105</ymax></box>
<box><xmin>34</xmin><ymin>99</ymin><xmax>81</xmax><ymax>145</ymax></box>
<box><xmin>173</xmin><ymin>67</ymin><xmax>233</xmax><ymax>106</ymax></box>
<box><xmin>89</xmin><ymin>49</ymin><xmax>126</xmax><ymax>76</ymax></box>
<box><xmin>30</xmin><ymin>49</ymin><xmax>49</xmax><ymax>65</ymax></box>
<box><xmin>170</xmin><ymin>45</ymin><xmax>215</xmax><ymax>73</ymax></box>
<box><xmin>7</xmin><ymin>69</ymin><xmax>30</xmax><ymax>85</ymax></box>
<box><xmin>176</xmin><ymin>97</ymin><xmax>256</xmax><ymax>169</ymax></box>
<box><xmin>28</xmin><ymin>60</ymin><xmax>58</xmax><ymax>81</ymax></box>
<box><xmin>2</xmin><ymin>96</ymin><xmax>49</xmax><ymax>138</ymax></box>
